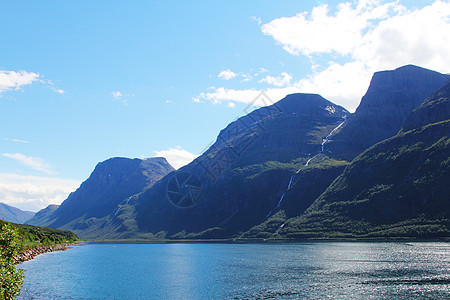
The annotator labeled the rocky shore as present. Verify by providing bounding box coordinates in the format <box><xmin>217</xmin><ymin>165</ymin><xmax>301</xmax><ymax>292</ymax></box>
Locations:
<box><xmin>14</xmin><ymin>243</ymin><xmax>79</xmax><ymax>263</ymax></box>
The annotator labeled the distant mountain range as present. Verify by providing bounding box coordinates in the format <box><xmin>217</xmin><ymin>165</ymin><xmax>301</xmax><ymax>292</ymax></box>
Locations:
<box><xmin>27</xmin><ymin>65</ymin><xmax>450</xmax><ymax>240</ymax></box>
<box><xmin>0</xmin><ymin>202</ymin><xmax>35</xmax><ymax>224</ymax></box>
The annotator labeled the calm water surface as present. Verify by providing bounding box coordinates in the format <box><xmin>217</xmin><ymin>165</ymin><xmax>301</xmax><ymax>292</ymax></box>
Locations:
<box><xmin>18</xmin><ymin>242</ymin><xmax>450</xmax><ymax>299</ymax></box>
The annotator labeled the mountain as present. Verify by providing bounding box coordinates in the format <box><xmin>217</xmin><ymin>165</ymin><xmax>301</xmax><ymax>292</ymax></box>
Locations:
<box><xmin>28</xmin><ymin>65</ymin><xmax>449</xmax><ymax>241</ymax></box>
<box><xmin>26</xmin><ymin>157</ymin><xmax>174</xmax><ymax>238</ymax></box>
<box><xmin>243</xmin><ymin>66</ymin><xmax>449</xmax><ymax>239</ymax></box>
<box><xmin>26</xmin><ymin>204</ymin><xmax>59</xmax><ymax>227</ymax></box>
<box><xmin>261</xmin><ymin>80</ymin><xmax>450</xmax><ymax>239</ymax></box>
<box><xmin>402</xmin><ymin>80</ymin><xmax>450</xmax><ymax>131</ymax></box>
<box><xmin>0</xmin><ymin>202</ymin><xmax>35</xmax><ymax>224</ymax></box>
<box><xmin>106</xmin><ymin>93</ymin><xmax>350</xmax><ymax>239</ymax></box>
<box><xmin>327</xmin><ymin>65</ymin><xmax>449</xmax><ymax>160</ymax></box>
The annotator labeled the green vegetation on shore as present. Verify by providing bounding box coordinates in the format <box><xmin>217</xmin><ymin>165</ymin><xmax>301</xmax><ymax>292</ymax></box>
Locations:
<box><xmin>0</xmin><ymin>219</ymin><xmax>79</xmax><ymax>251</ymax></box>
<box><xmin>0</xmin><ymin>220</ymin><xmax>79</xmax><ymax>299</ymax></box>
<box><xmin>1</xmin><ymin>223</ymin><xmax>25</xmax><ymax>299</ymax></box>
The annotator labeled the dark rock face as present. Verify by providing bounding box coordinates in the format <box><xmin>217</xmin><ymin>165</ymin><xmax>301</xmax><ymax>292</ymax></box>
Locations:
<box><xmin>28</xmin><ymin>65</ymin><xmax>450</xmax><ymax>240</ymax></box>
<box><xmin>327</xmin><ymin>65</ymin><xmax>449</xmax><ymax>160</ymax></box>
<box><xmin>277</xmin><ymin>82</ymin><xmax>450</xmax><ymax>239</ymax></box>
<box><xmin>133</xmin><ymin>94</ymin><xmax>350</xmax><ymax>238</ymax></box>
<box><xmin>403</xmin><ymin>80</ymin><xmax>450</xmax><ymax>131</ymax></box>
<box><xmin>0</xmin><ymin>203</ymin><xmax>35</xmax><ymax>224</ymax></box>
<box><xmin>26</xmin><ymin>157</ymin><xmax>174</xmax><ymax>233</ymax></box>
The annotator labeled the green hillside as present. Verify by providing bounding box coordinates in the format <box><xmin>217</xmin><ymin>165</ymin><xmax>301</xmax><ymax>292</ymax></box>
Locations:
<box><xmin>0</xmin><ymin>220</ymin><xmax>79</xmax><ymax>251</ymax></box>
<box><xmin>256</xmin><ymin>81</ymin><xmax>450</xmax><ymax>240</ymax></box>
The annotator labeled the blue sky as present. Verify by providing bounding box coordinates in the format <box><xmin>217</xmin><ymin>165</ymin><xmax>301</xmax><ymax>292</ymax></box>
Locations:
<box><xmin>1</xmin><ymin>0</ymin><xmax>448</xmax><ymax>211</ymax></box>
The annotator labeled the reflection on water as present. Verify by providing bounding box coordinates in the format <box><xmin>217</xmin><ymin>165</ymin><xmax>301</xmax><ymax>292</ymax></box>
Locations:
<box><xmin>18</xmin><ymin>242</ymin><xmax>450</xmax><ymax>299</ymax></box>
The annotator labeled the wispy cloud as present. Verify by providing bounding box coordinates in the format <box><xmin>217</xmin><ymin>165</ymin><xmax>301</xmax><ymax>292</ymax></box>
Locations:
<box><xmin>0</xmin><ymin>173</ymin><xmax>80</xmax><ymax>211</ymax></box>
<box><xmin>153</xmin><ymin>146</ymin><xmax>198</xmax><ymax>169</ymax></box>
<box><xmin>0</xmin><ymin>70</ymin><xmax>39</xmax><ymax>95</ymax></box>
<box><xmin>112</xmin><ymin>91</ymin><xmax>123</xmax><ymax>99</ymax></box>
<box><xmin>218</xmin><ymin>69</ymin><xmax>238</xmax><ymax>80</ymax></box>
<box><xmin>259</xmin><ymin>72</ymin><xmax>293</xmax><ymax>87</ymax></box>
<box><xmin>194</xmin><ymin>86</ymin><xmax>300</xmax><ymax>107</ymax></box>
<box><xmin>111</xmin><ymin>90</ymin><xmax>129</xmax><ymax>105</ymax></box>
<box><xmin>2</xmin><ymin>138</ymin><xmax>32</xmax><ymax>144</ymax></box>
<box><xmin>250</xmin><ymin>16</ymin><xmax>262</xmax><ymax>26</ymax></box>
<box><xmin>196</xmin><ymin>1</ymin><xmax>450</xmax><ymax>112</ymax></box>
<box><xmin>260</xmin><ymin>0</ymin><xmax>450</xmax><ymax>110</ymax></box>
<box><xmin>2</xmin><ymin>153</ymin><xmax>55</xmax><ymax>175</ymax></box>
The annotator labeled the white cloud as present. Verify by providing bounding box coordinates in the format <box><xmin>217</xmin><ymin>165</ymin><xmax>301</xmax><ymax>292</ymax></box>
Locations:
<box><xmin>2</xmin><ymin>153</ymin><xmax>55</xmax><ymax>175</ymax></box>
<box><xmin>241</xmin><ymin>73</ymin><xmax>253</xmax><ymax>82</ymax></box>
<box><xmin>0</xmin><ymin>70</ymin><xmax>39</xmax><ymax>94</ymax></box>
<box><xmin>296</xmin><ymin>61</ymin><xmax>372</xmax><ymax>111</ymax></box>
<box><xmin>153</xmin><ymin>146</ymin><xmax>198</xmax><ymax>169</ymax></box>
<box><xmin>259</xmin><ymin>72</ymin><xmax>293</xmax><ymax>87</ymax></box>
<box><xmin>0</xmin><ymin>173</ymin><xmax>80</xmax><ymax>211</ymax></box>
<box><xmin>112</xmin><ymin>91</ymin><xmax>123</xmax><ymax>99</ymax></box>
<box><xmin>196</xmin><ymin>1</ymin><xmax>450</xmax><ymax>112</ymax></box>
<box><xmin>261</xmin><ymin>1</ymin><xmax>401</xmax><ymax>56</ymax></box>
<box><xmin>2</xmin><ymin>138</ymin><xmax>32</xmax><ymax>144</ymax></box>
<box><xmin>194</xmin><ymin>86</ymin><xmax>300</xmax><ymax>107</ymax></box>
<box><xmin>111</xmin><ymin>90</ymin><xmax>129</xmax><ymax>105</ymax></box>
<box><xmin>218</xmin><ymin>69</ymin><xmax>238</xmax><ymax>80</ymax></box>
<box><xmin>250</xmin><ymin>16</ymin><xmax>262</xmax><ymax>25</ymax></box>
<box><xmin>258</xmin><ymin>0</ymin><xmax>450</xmax><ymax>110</ymax></box>
<box><xmin>43</xmin><ymin>79</ymin><xmax>65</xmax><ymax>95</ymax></box>
<box><xmin>54</xmin><ymin>88</ymin><xmax>65</xmax><ymax>95</ymax></box>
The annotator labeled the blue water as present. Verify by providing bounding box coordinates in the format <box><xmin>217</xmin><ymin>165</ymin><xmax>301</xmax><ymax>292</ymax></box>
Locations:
<box><xmin>18</xmin><ymin>242</ymin><xmax>450</xmax><ymax>299</ymax></box>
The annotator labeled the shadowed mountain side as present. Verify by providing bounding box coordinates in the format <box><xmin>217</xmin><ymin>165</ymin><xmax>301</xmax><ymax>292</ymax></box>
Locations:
<box><xmin>327</xmin><ymin>65</ymin><xmax>449</xmax><ymax>161</ymax></box>
<box><xmin>131</xmin><ymin>93</ymin><xmax>350</xmax><ymax>238</ymax></box>
<box><xmin>242</xmin><ymin>155</ymin><xmax>349</xmax><ymax>239</ymax></box>
<box><xmin>402</xmin><ymin>80</ymin><xmax>450</xmax><ymax>132</ymax></box>
<box><xmin>0</xmin><ymin>202</ymin><xmax>35</xmax><ymax>224</ymax></box>
<box><xmin>274</xmin><ymin>83</ymin><xmax>450</xmax><ymax>239</ymax></box>
<box><xmin>27</xmin><ymin>204</ymin><xmax>59</xmax><ymax>227</ymax></box>
<box><xmin>26</xmin><ymin>157</ymin><xmax>174</xmax><ymax>238</ymax></box>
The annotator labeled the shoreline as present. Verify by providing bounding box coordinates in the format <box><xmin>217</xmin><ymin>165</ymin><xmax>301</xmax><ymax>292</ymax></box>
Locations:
<box><xmin>14</xmin><ymin>237</ymin><xmax>450</xmax><ymax>263</ymax></box>
<box><xmin>15</xmin><ymin>242</ymin><xmax>83</xmax><ymax>263</ymax></box>
<box><xmin>84</xmin><ymin>236</ymin><xmax>450</xmax><ymax>244</ymax></box>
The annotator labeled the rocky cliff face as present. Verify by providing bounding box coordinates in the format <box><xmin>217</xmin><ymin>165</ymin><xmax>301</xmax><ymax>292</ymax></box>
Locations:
<box><xmin>26</xmin><ymin>157</ymin><xmax>174</xmax><ymax>236</ymax></box>
<box><xmin>28</xmin><ymin>65</ymin><xmax>450</xmax><ymax>240</ymax></box>
<box><xmin>402</xmin><ymin>80</ymin><xmax>450</xmax><ymax>131</ymax></box>
<box><xmin>128</xmin><ymin>94</ymin><xmax>350</xmax><ymax>239</ymax></box>
<box><xmin>327</xmin><ymin>65</ymin><xmax>449</xmax><ymax>160</ymax></box>
<box><xmin>272</xmin><ymin>82</ymin><xmax>450</xmax><ymax>239</ymax></box>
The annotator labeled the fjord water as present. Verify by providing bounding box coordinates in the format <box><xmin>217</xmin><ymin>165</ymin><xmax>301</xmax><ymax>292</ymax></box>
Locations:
<box><xmin>18</xmin><ymin>243</ymin><xmax>450</xmax><ymax>299</ymax></box>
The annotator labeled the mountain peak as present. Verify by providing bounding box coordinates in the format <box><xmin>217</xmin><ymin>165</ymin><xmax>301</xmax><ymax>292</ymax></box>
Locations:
<box><xmin>26</xmin><ymin>155</ymin><xmax>174</xmax><ymax>234</ymax></box>
<box><xmin>327</xmin><ymin>65</ymin><xmax>449</xmax><ymax>160</ymax></box>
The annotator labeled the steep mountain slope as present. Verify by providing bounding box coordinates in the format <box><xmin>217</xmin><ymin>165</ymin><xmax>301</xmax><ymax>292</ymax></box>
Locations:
<box><xmin>111</xmin><ymin>93</ymin><xmax>350</xmax><ymax>239</ymax></box>
<box><xmin>0</xmin><ymin>203</ymin><xmax>35</xmax><ymax>224</ymax></box>
<box><xmin>27</xmin><ymin>157</ymin><xmax>174</xmax><ymax>238</ymax></box>
<box><xmin>402</xmin><ymin>80</ymin><xmax>450</xmax><ymax>131</ymax></box>
<box><xmin>271</xmin><ymin>81</ymin><xmax>450</xmax><ymax>239</ymax></box>
<box><xmin>242</xmin><ymin>66</ymin><xmax>450</xmax><ymax>239</ymax></box>
<box><xmin>25</xmin><ymin>204</ymin><xmax>59</xmax><ymax>227</ymax></box>
<box><xmin>327</xmin><ymin>65</ymin><xmax>449</xmax><ymax>160</ymax></box>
